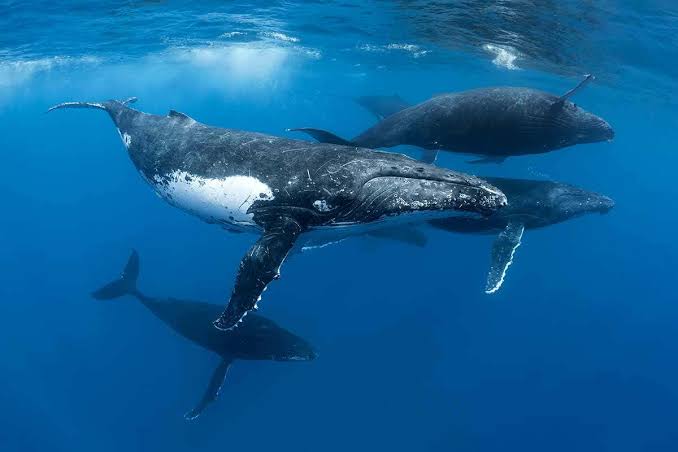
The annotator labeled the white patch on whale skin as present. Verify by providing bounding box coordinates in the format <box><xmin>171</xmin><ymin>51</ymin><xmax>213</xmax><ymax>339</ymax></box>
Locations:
<box><xmin>313</xmin><ymin>199</ymin><xmax>332</xmax><ymax>212</ymax></box>
<box><xmin>116</xmin><ymin>128</ymin><xmax>132</xmax><ymax>149</ymax></box>
<box><xmin>153</xmin><ymin>170</ymin><xmax>274</xmax><ymax>228</ymax></box>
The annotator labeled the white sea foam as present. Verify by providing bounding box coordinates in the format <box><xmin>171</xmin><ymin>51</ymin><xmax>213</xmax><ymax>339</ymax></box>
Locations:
<box><xmin>220</xmin><ymin>31</ymin><xmax>246</xmax><ymax>39</ymax></box>
<box><xmin>259</xmin><ymin>31</ymin><xmax>300</xmax><ymax>43</ymax></box>
<box><xmin>482</xmin><ymin>43</ymin><xmax>520</xmax><ymax>70</ymax></box>
<box><xmin>357</xmin><ymin>43</ymin><xmax>429</xmax><ymax>58</ymax></box>
<box><xmin>164</xmin><ymin>40</ymin><xmax>321</xmax><ymax>88</ymax></box>
<box><xmin>0</xmin><ymin>55</ymin><xmax>100</xmax><ymax>88</ymax></box>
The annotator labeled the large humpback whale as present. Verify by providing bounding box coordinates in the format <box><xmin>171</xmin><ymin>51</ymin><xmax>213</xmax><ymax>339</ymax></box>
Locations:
<box><xmin>49</xmin><ymin>98</ymin><xmax>506</xmax><ymax>330</ymax></box>
<box><xmin>92</xmin><ymin>250</ymin><xmax>316</xmax><ymax>420</ymax></box>
<box><xmin>428</xmin><ymin>177</ymin><xmax>614</xmax><ymax>293</ymax></box>
<box><xmin>291</xmin><ymin>75</ymin><xmax>614</xmax><ymax>164</ymax></box>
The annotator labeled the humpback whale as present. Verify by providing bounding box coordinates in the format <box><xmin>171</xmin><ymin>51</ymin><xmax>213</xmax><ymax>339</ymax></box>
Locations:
<box><xmin>92</xmin><ymin>250</ymin><xmax>316</xmax><ymax>420</ymax></box>
<box><xmin>291</xmin><ymin>75</ymin><xmax>614</xmax><ymax>164</ymax></box>
<box><xmin>428</xmin><ymin>177</ymin><xmax>614</xmax><ymax>293</ymax></box>
<box><xmin>49</xmin><ymin>98</ymin><xmax>506</xmax><ymax>330</ymax></box>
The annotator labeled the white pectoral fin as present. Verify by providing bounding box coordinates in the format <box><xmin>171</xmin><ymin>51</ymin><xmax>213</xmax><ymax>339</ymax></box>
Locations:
<box><xmin>485</xmin><ymin>221</ymin><xmax>525</xmax><ymax>294</ymax></box>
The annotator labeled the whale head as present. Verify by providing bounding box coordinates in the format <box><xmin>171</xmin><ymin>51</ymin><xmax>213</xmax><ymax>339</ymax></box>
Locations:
<box><xmin>237</xmin><ymin>314</ymin><xmax>317</xmax><ymax>361</ymax></box>
<box><xmin>271</xmin><ymin>331</ymin><xmax>318</xmax><ymax>361</ymax></box>
<box><xmin>551</xmin><ymin>101</ymin><xmax>615</xmax><ymax>147</ymax></box>
<box><xmin>546</xmin><ymin>183</ymin><xmax>615</xmax><ymax>221</ymax></box>
<box><xmin>330</xmin><ymin>165</ymin><xmax>507</xmax><ymax>226</ymax></box>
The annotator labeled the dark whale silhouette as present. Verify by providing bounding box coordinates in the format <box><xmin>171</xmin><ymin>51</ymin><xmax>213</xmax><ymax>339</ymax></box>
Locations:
<box><xmin>92</xmin><ymin>250</ymin><xmax>316</xmax><ymax>420</ymax></box>
<box><xmin>428</xmin><ymin>177</ymin><xmax>615</xmax><ymax>293</ymax></box>
<box><xmin>49</xmin><ymin>98</ymin><xmax>506</xmax><ymax>330</ymax></box>
<box><xmin>291</xmin><ymin>75</ymin><xmax>614</xmax><ymax>164</ymax></box>
<box><xmin>355</xmin><ymin>94</ymin><xmax>411</xmax><ymax>121</ymax></box>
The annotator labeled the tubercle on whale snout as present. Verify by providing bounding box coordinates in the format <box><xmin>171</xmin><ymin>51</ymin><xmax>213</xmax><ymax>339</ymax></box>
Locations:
<box><xmin>344</xmin><ymin>175</ymin><xmax>507</xmax><ymax>224</ymax></box>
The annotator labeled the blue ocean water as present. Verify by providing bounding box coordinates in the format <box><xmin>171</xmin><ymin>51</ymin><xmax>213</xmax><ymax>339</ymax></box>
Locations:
<box><xmin>1</xmin><ymin>1</ymin><xmax>678</xmax><ymax>451</ymax></box>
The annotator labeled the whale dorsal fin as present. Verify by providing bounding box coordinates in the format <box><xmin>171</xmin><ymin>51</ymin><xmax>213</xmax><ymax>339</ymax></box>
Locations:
<box><xmin>168</xmin><ymin>110</ymin><xmax>194</xmax><ymax>121</ymax></box>
<box><xmin>184</xmin><ymin>357</ymin><xmax>233</xmax><ymax>421</ymax></box>
<box><xmin>485</xmin><ymin>221</ymin><xmax>525</xmax><ymax>294</ymax></box>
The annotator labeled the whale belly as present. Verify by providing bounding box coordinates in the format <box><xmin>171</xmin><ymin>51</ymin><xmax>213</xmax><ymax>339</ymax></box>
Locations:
<box><xmin>152</xmin><ymin>170</ymin><xmax>274</xmax><ymax>230</ymax></box>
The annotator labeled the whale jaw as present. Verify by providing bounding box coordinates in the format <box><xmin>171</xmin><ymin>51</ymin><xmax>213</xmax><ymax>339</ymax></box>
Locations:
<box><xmin>336</xmin><ymin>175</ymin><xmax>506</xmax><ymax>226</ymax></box>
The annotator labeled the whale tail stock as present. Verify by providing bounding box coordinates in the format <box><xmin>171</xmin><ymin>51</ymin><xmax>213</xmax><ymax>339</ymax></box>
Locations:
<box><xmin>287</xmin><ymin>127</ymin><xmax>354</xmax><ymax>146</ymax></box>
<box><xmin>91</xmin><ymin>250</ymin><xmax>140</xmax><ymax>300</ymax></box>
<box><xmin>47</xmin><ymin>97</ymin><xmax>138</xmax><ymax>113</ymax></box>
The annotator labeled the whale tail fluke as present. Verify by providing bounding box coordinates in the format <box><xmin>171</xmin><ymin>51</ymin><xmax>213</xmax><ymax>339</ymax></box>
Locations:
<box><xmin>287</xmin><ymin>127</ymin><xmax>354</xmax><ymax>146</ymax></box>
<box><xmin>47</xmin><ymin>97</ymin><xmax>137</xmax><ymax>114</ymax></box>
<box><xmin>92</xmin><ymin>250</ymin><xmax>140</xmax><ymax>300</ymax></box>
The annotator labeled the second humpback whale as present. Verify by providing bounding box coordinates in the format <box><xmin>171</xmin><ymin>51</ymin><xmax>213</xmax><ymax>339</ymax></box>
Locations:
<box><xmin>92</xmin><ymin>250</ymin><xmax>316</xmax><ymax>420</ymax></box>
<box><xmin>291</xmin><ymin>75</ymin><xmax>614</xmax><ymax>164</ymax></box>
<box><xmin>298</xmin><ymin>177</ymin><xmax>615</xmax><ymax>292</ymax></box>
<box><xmin>428</xmin><ymin>177</ymin><xmax>615</xmax><ymax>293</ymax></box>
<box><xmin>49</xmin><ymin>98</ymin><xmax>506</xmax><ymax>330</ymax></box>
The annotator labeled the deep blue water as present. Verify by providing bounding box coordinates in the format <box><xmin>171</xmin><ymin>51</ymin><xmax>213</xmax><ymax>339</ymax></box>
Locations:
<box><xmin>2</xmin><ymin>1</ymin><xmax>678</xmax><ymax>451</ymax></box>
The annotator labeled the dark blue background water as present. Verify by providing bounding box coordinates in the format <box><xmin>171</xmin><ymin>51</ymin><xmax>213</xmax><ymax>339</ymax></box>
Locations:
<box><xmin>2</xmin><ymin>1</ymin><xmax>677</xmax><ymax>451</ymax></box>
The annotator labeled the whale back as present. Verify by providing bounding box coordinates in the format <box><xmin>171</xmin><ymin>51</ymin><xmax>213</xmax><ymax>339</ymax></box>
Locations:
<box><xmin>141</xmin><ymin>297</ymin><xmax>315</xmax><ymax>360</ymax></box>
<box><xmin>354</xmin><ymin>87</ymin><xmax>612</xmax><ymax>156</ymax></box>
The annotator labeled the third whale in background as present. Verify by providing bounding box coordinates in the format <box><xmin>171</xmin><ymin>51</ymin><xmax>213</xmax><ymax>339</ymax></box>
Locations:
<box><xmin>296</xmin><ymin>176</ymin><xmax>615</xmax><ymax>294</ymax></box>
<box><xmin>428</xmin><ymin>176</ymin><xmax>615</xmax><ymax>293</ymax></box>
<box><xmin>291</xmin><ymin>75</ymin><xmax>614</xmax><ymax>164</ymax></box>
<box><xmin>92</xmin><ymin>250</ymin><xmax>316</xmax><ymax>420</ymax></box>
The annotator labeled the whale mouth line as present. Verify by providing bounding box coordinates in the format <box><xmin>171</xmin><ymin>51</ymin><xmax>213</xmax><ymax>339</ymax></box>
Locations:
<box><xmin>362</xmin><ymin>174</ymin><xmax>474</xmax><ymax>189</ymax></box>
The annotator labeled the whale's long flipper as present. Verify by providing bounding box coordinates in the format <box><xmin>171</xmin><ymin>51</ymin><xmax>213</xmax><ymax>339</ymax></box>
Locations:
<box><xmin>92</xmin><ymin>250</ymin><xmax>140</xmax><ymax>299</ymax></box>
<box><xmin>47</xmin><ymin>97</ymin><xmax>137</xmax><ymax>113</ymax></box>
<box><xmin>288</xmin><ymin>128</ymin><xmax>353</xmax><ymax>146</ymax></box>
<box><xmin>214</xmin><ymin>218</ymin><xmax>303</xmax><ymax>331</ymax></box>
<box><xmin>184</xmin><ymin>357</ymin><xmax>233</xmax><ymax>421</ymax></box>
<box><xmin>551</xmin><ymin>74</ymin><xmax>596</xmax><ymax>111</ymax></box>
<box><xmin>559</xmin><ymin>74</ymin><xmax>595</xmax><ymax>102</ymax></box>
<box><xmin>467</xmin><ymin>156</ymin><xmax>507</xmax><ymax>165</ymax></box>
<box><xmin>420</xmin><ymin>149</ymin><xmax>439</xmax><ymax>164</ymax></box>
<box><xmin>485</xmin><ymin>221</ymin><xmax>524</xmax><ymax>294</ymax></box>
<box><xmin>355</xmin><ymin>95</ymin><xmax>411</xmax><ymax>120</ymax></box>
